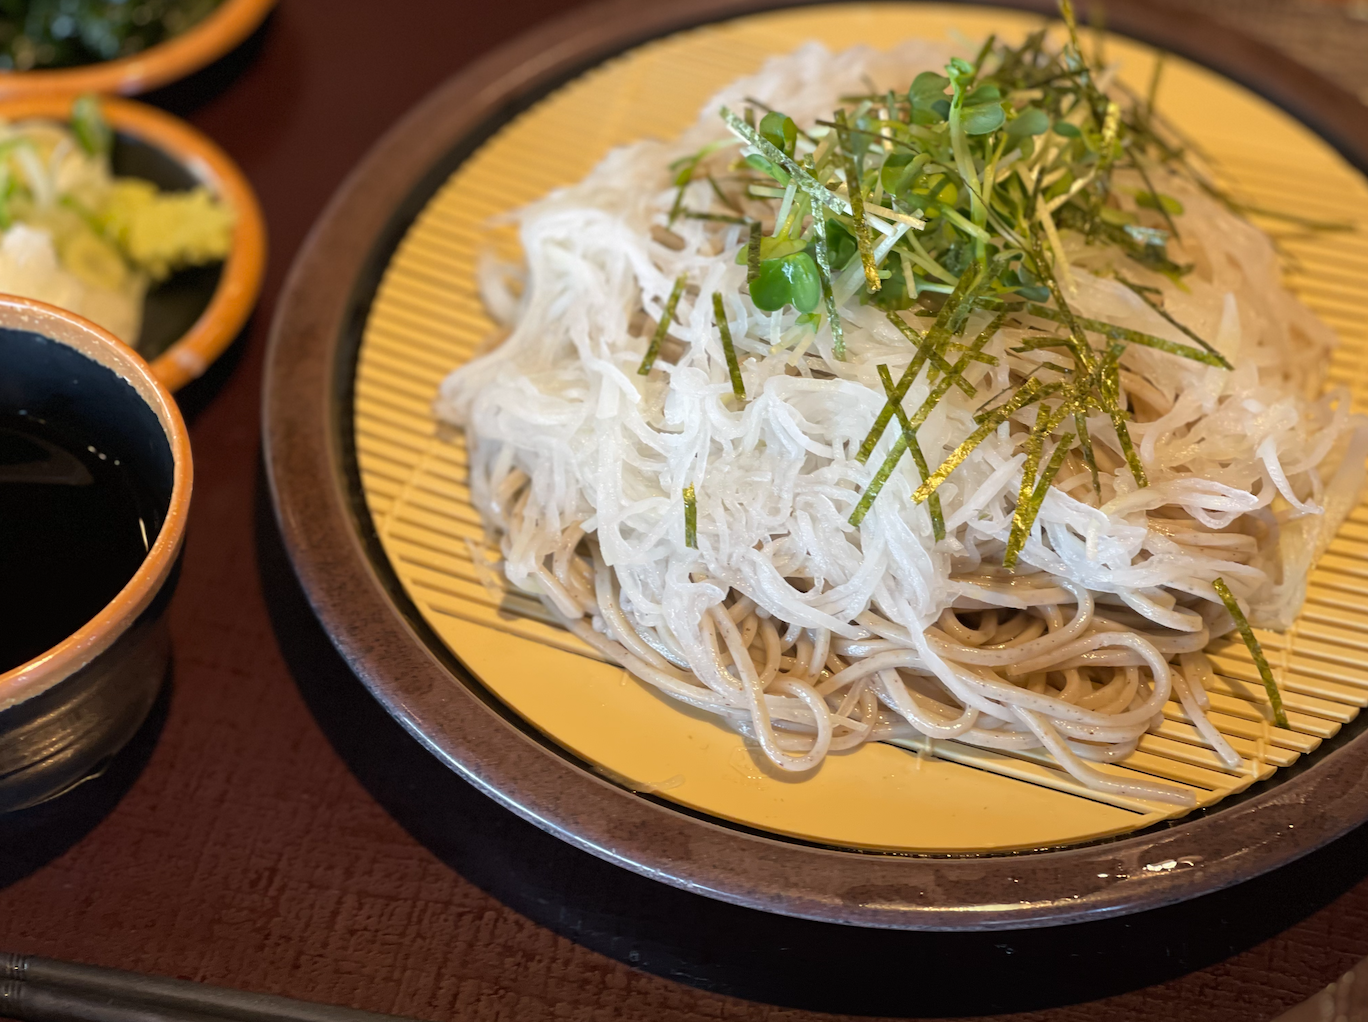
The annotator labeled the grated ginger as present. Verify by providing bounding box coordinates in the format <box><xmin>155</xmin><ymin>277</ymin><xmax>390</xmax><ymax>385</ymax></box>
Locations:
<box><xmin>96</xmin><ymin>179</ymin><xmax>234</xmax><ymax>282</ymax></box>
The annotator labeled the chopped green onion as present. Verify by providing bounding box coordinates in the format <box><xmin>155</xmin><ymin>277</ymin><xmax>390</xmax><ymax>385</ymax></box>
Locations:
<box><xmin>1212</xmin><ymin>577</ymin><xmax>1288</xmax><ymax>729</ymax></box>
<box><xmin>72</xmin><ymin>93</ymin><xmax>111</xmax><ymax>157</ymax></box>
<box><xmin>638</xmin><ymin>275</ymin><xmax>687</xmax><ymax>375</ymax></box>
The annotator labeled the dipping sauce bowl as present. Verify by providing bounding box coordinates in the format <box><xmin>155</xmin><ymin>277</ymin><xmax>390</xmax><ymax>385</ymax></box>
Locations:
<box><xmin>0</xmin><ymin>295</ymin><xmax>191</xmax><ymax>812</ymax></box>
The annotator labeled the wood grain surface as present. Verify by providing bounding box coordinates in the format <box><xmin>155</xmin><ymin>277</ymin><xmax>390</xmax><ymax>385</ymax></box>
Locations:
<box><xmin>5</xmin><ymin>1</ymin><xmax>1368</xmax><ymax>1020</ymax></box>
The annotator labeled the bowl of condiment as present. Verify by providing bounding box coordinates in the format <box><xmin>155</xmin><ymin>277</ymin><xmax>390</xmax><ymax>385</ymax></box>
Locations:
<box><xmin>0</xmin><ymin>294</ymin><xmax>191</xmax><ymax>812</ymax></box>
<box><xmin>0</xmin><ymin>0</ymin><xmax>277</xmax><ymax>97</ymax></box>
<box><xmin>0</xmin><ymin>92</ymin><xmax>265</xmax><ymax>390</ymax></box>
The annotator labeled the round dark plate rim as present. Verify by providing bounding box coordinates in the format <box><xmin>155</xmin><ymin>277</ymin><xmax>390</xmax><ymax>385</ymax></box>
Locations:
<box><xmin>263</xmin><ymin>0</ymin><xmax>1368</xmax><ymax>930</ymax></box>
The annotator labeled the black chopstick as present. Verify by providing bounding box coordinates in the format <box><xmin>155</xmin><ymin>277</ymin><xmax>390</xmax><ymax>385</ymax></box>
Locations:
<box><xmin>0</xmin><ymin>955</ymin><xmax>421</xmax><ymax>1022</ymax></box>
<box><xmin>0</xmin><ymin>980</ymin><xmax>224</xmax><ymax>1022</ymax></box>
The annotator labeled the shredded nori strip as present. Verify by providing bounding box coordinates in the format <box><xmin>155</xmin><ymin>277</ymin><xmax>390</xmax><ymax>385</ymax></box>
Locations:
<box><xmin>683</xmin><ymin>485</ymin><xmax>698</xmax><ymax>549</ymax></box>
<box><xmin>834</xmin><ymin>110</ymin><xmax>881</xmax><ymax>294</ymax></box>
<box><xmin>1009</xmin><ymin>403</ymin><xmax>1057</xmax><ymax>559</ymax></box>
<box><xmin>637</xmin><ymin>275</ymin><xmax>688</xmax><ymax>375</ymax></box>
<box><xmin>1004</xmin><ymin>431</ymin><xmax>1075</xmax><ymax>568</ymax></box>
<box><xmin>854</xmin><ymin>316</ymin><xmax>935</xmax><ymax>465</ymax></box>
<box><xmin>1074</xmin><ymin>409</ymin><xmax>1101</xmax><ymax>498</ymax></box>
<box><xmin>1004</xmin><ymin>397</ymin><xmax>1074</xmax><ymax>568</ymax></box>
<box><xmin>855</xmin><ymin>272</ymin><xmax>992</xmax><ymax>462</ymax></box>
<box><xmin>1008</xmin><ymin>301</ymin><xmax>1231</xmax><ymax>369</ymax></box>
<box><xmin>683</xmin><ymin>211</ymin><xmax>749</xmax><ymax>224</ymax></box>
<box><xmin>884</xmin><ymin>307</ymin><xmax>975</xmax><ymax>396</ymax></box>
<box><xmin>854</xmin><ymin>364</ymin><xmax>946</xmax><ymax>538</ymax></box>
<box><xmin>906</xmin><ymin>311</ymin><xmax>1005</xmax><ymax>431</ymax></box>
<box><xmin>847</xmin><ymin>431</ymin><xmax>908</xmax><ymax>528</ymax></box>
<box><xmin>1213</xmin><ymin>577</ymin><xmax>1289</xmax><ymax>729</ymax></box>
<box><xmin>746</xmin><ymin>221</ymin><xmax>762</xmax><ymax>284</ymax></box>
<box><xmin>1115</xmin><ymin>272</ymin><xmax>1232</xmax><ymax>368</ymax></box>
<box><xmin>810</xmin><ymin>199</ymin><xmax>845</xmax><ymax>359</ymax></box>
<box><xmin>913</xmin><ymin>379</ymin><xmax>1058</xmax><ymax>504</ymax></box>
<box><xmin>714</xmin><ymin>292</ymin><xmax>745</xmax><ymax>399</ymax></box>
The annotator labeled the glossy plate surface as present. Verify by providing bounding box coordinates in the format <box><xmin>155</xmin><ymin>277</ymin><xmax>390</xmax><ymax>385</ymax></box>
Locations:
<box><xmin>266</xmin><ymin>0</ymin><xmax>1368</xmax><ymax>928</ymax></box>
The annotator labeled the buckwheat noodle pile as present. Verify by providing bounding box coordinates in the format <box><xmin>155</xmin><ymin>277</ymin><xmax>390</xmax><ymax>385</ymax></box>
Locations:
<box><xmin>436</xmin><ymin>24</ymin><xmax>1368</xmax><ymax>806</ymax></box>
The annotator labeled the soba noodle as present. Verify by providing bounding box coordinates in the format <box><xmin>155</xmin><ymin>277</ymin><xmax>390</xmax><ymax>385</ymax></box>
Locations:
<box><xmin>436</xmin><ymin>38</ymin><xmax>1368</xmax><ymax>807</ymax></box>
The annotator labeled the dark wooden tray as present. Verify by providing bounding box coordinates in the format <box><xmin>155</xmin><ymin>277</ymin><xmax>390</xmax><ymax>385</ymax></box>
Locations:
<box><xmin>262</xmin><ymin>0</ymin><xmax>1368</xmax><ymax>930</ymax></box>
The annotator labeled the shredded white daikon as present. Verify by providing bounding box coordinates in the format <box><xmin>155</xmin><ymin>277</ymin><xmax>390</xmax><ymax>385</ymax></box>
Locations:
<box><xmin>436</xmin><ymin>42</ymin><xmax>1368</xmax><ymax>804</ymax></box>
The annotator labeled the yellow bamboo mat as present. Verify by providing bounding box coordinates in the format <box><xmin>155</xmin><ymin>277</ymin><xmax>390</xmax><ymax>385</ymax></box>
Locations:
<box><xmin>353</xmin><ymin>4</ymin><xmax>1368</xmax><ymax>853</ymax></box>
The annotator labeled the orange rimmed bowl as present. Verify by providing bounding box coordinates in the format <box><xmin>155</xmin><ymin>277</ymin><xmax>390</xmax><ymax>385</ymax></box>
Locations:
<box><xmin>0</xmin><ymin>93</ymin><xmax>267</xmax><ymax>392</ymax></box>
<box><xmin>0</xmin><ymin>0</ymin><xmax>276</xmax><ymax>98</ymax></box>
<box><xmin>0</xmin><ymin>295</ymin><xmax>192</xmax><ymax>812</ymax></box>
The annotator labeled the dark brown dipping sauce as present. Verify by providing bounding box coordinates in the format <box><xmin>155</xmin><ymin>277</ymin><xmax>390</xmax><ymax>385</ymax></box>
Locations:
<box><xmin>0</xmin><ymin>411</ymin><xmax>151</xmax><ymax>674</ymax></box>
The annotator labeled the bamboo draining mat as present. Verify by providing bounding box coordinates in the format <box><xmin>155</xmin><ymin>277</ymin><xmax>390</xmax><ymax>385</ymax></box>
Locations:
<box><xmin>351</xmin><ymin>4</ymin><xmax>1368</xmax><ymax>852</ymax></box>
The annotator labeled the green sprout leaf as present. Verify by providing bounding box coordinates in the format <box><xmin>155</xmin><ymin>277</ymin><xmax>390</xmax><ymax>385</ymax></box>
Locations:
<box><xmin>1135</xmin><ymin>190</ymin><xmax>1185</xmax><ymax>216</ymax></box>
<box><xmin>749</xmin><ymin>251</ymin><xmax>822</xmax><ymax>313</ymax></box>
<box><xmin>734</xmin><ymin>234</ymin><xmax>806</xmax><ymax>265</ymax></box>
<box><xmin>743</xmin><ymin>152</ymin><xmax>789</xmax><ymax>185</ymax></box>
<box><xmin>1099</xmin><ymin>206</ymin><xmax>1138</xmax><ymax>226</ymax></box>
<box><xmin>1005</xmin><ymin>106</ymin><xmax>1049</xmax><ymax>143</ymax></box>
<box><xmin>958</xmin><ymin>83</ymin><xmax>1006</xmax><ymax>136</ymax></box>
<box><xmin>823</xmin><ymin>218</ymin><xmax>857</xmax><ymax>271</ymax></box>
<box><xmin>908</xmin><ymin>71</ymin><xmax>951</xmax><ymax>125</ymax></box>
<box><xmin>880</xmin><ymin>151</ymin><xmax>930</xmax><ymax>198</ymax></box>
<box><xmin>961</xmin><ymin>101</ymin><xmax>1006</xmax><ymax>136</ymax></box>
<box><xmin>758</xmin><ymin>111</ymin><xmax>798</xmax><ymax>157</ymax></box>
